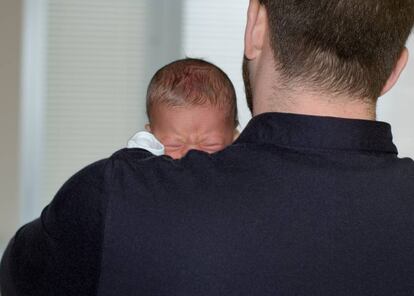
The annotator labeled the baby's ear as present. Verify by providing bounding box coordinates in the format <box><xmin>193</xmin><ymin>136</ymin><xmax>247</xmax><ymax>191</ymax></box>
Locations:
<box><xmin>233</xmin><ymin>128</ymin><xmax>240</xmax><ymax>141</ymax></box>
<box><xmin>145</xmin><ymin>124</ymin><xmax>151</xmax><ymax>132</ymax></box>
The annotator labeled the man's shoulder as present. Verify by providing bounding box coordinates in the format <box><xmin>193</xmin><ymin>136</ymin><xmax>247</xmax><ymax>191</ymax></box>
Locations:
<box><xmin>391</xmin><ymin>155</ymin><xmax>414</xmax><ymax>186</ymax></box>
<box><xmin>106</xmin><ymin>146</ymin><xmax>255</xmax><ymax>190</ymax></box>
<box><xmin>107</xmin><ymin>145</ymin><xmax>414</xmax><ymax>190</ymax></box>
<box><xmin>396</xmin><ymin>155</ymin><xmax>414</xmax><ymax>167</ymax></box>
<box><xmin>111</xmin><ymin>144</ymin><xmax>263</xmax><ymax>169</ymax></box>
<box><xmin>109</xmin><ymin>148</ymin><xmax>184</xmax><ymax>174</ymax></box>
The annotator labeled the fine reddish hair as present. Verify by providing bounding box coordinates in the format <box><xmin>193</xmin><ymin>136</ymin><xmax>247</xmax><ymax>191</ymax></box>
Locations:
<box><xmin>146</xmin><ymin>58</ymin><xmax>238</xmax><ymax>126</ymax></box>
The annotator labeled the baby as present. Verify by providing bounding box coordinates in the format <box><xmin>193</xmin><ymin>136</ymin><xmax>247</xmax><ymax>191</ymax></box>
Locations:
<box><xmin>128</xmin><ymin>58</ymin><xmax>239</xmax><ymax>159</ymax></box>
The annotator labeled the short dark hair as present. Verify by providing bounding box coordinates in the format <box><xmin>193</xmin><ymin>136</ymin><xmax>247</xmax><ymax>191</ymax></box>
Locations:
<box><xmin>146</xmin><ymin>58</ymin><xmax>239</xmax><ymax>127</ymax></box>
<box><xmin>259</xmin><ymin>0</ymin><xmax>414</xmax><ymax>99</ymax></box>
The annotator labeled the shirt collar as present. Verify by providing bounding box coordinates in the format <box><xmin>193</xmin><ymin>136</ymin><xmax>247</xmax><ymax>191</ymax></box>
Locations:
<box><xmin>235</xmin><ymin>112</ymin><xmax>398</xmax><ymax>154</ymax></box>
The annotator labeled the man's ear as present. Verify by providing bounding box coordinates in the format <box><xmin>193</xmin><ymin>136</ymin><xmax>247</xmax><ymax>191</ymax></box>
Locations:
<box><xmin>244</xmin><ymin>0</ymin><xmax>268</xmax><ymax>60</ymax></box>
<box><xmin>380</xmin><ymin>47</ymin><xmax>409</xmax><ymax>97</ymax></box>
<box><xmin>145</xmin><ymin>124</ymin><xmax>151</xmax><ymax>132</ymax></box>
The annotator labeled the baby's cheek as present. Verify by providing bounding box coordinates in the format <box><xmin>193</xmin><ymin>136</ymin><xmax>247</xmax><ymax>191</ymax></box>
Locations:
<box><xmin>208</xmin><ymin>146</ymin><xmax>225</xmax><ymax>154</ymax></box>
<box><xmin>164</xmin><ymin>149</ymin><xmax>184</xmax><ymax>159</ymax></box>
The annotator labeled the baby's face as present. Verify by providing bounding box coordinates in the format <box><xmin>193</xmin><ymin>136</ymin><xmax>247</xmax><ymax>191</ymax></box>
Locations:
<box><xmin>148</xmin><ymin>104</ymin><xmax>236</xmax><ymax>159</ymax></box>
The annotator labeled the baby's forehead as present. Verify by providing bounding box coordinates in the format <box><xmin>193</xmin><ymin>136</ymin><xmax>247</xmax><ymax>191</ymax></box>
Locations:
<box><xmin>151</xmin><ymin>103</ymin><xmax>234</xmax><ymax>133</ymax></box>
<box><xmin>164</xmin><ymin>101</ymin><xmax>226</xmax><ymax>110</ymax></box>
<box><xmin>153</xmin><ymin>102</ymin><xmax>231</xmax><ymax>117</ymax></box>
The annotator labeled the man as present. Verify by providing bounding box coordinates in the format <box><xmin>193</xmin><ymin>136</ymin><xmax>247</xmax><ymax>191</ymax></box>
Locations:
<box><xmin>1</xmin><ymin>0</ymin><xmax>414</xmax><ymax>295</ymax></box>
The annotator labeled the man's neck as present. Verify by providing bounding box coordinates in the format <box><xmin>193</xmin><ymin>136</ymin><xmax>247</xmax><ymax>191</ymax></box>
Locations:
<box><xmin>253</xmin><ymin>89</ymin><xmax>377</xmax><ymax>121</ymax></box>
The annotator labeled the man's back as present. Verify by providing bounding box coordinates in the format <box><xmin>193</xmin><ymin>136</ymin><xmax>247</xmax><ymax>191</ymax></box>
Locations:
<box><xmin>2</xmin><ymin>112</ymin><xmax>413</xmax><ymax>295</ymax></box>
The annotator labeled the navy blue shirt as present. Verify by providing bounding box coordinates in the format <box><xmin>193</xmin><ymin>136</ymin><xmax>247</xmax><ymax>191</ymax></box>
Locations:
<box><xmin>1</xmin><ymin>112</ymin><xmax>414</xmax><ymax>295</ymax></box>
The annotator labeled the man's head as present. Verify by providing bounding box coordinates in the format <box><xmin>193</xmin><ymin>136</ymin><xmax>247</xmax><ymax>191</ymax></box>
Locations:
<box><xmin>146</xmin><ymin>58</ymin><xmax>239</xmax><ymax>159</ymax></box>
<box><xmin>243</xmin><ymin>0</ymin><xmax>414</xmax><ymax>117</ymax></box>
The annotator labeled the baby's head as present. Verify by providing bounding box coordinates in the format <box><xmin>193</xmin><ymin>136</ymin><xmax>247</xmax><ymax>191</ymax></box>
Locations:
<box><xmin>146</xmin><ymin>58</ymin><xmax>239</xmax><ymax>159</ymax></box>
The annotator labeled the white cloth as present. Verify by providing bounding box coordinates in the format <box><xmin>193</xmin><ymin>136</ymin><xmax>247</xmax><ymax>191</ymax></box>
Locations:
<box><xmin>127</xmin><ymin>131</ymin><xmax>165</xmax><ymax>156</ymax></box>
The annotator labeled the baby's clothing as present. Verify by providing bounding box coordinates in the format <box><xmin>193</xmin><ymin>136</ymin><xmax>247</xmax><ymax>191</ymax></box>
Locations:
<box><xmin>127</xmin><ymin>131</ymin><xmax>165</xmax><ymax>156</ymax></box>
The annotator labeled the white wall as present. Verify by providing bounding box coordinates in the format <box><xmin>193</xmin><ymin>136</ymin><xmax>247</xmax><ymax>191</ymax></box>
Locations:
<box><xmin>0</xmin><ymin>0</ymin><xmax>22</xmax><ymax>246</ymax></box>
<box><xmin>378</xmin><ymin>36</ymin><xmax>414</xmax><ymax>158</ymax></box>
<box><xmin>182</xmin><ymin>0</ymin><xmax>251</xmax><ymax>128</ymax></box>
